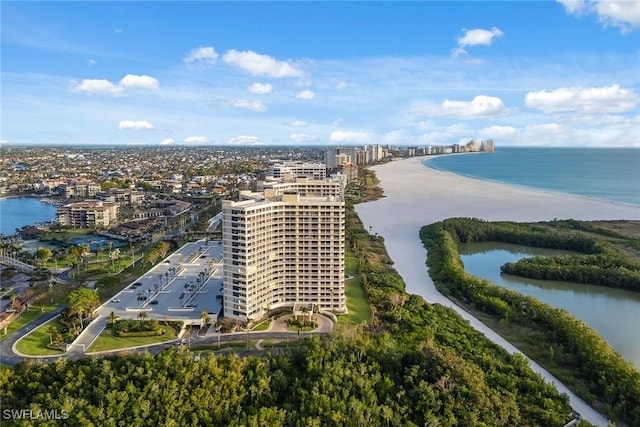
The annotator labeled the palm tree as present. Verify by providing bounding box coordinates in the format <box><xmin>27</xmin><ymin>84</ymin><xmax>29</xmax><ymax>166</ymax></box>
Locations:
<box><xmin>300</xmin><ymin>306</ymin><xmax>310</xmax><ymax>324</ymax></box>
<box><xmin>138</xmin><ymin>311</ymin><xmax>148</xmax><ymax>322</ymax></box>
<box><xmin>48</xmin><ymin>325</ymin><xmax>58</xmax><ymax>345</ymax></box>
<box><xmin>107</xmin><ymin>311</ymin><xmax>120</xmax><ymax>327</ymax></box>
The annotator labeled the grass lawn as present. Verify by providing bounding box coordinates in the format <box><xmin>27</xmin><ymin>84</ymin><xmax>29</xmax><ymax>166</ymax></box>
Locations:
<box><xmin>87</xmin><ymin>324</ymin><xmax>178</xmax><ymax>353</ymax></box>
<box><xmin>0</xmin><ymin>306</ymin><xmax>57</xmax><ymax>342</ymax></box>
<box><xmin>252</xmin><ymin>319</ymin><xmax>271</xmax><ymax>331</ymax></box>
<box><xmin>345</xmin><ymin>245</ymin><xmax>359</xmax><ymax>277</ymax></box>
<box><xmin>338</xmin><ymin>277</ymin><xmax>372</xmax><ymax>325</ymax></box>
<box><xmin>15</xmin><ymin>317</ymin><xmax>66</xmax><ymax>356</ymax></box>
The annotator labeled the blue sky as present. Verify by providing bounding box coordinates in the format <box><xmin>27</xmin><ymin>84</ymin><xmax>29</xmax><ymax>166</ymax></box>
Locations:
<box><xmin>1</xmin><ymin>1</ymin><xmax>639</xmax><ymax>147</ymax></box>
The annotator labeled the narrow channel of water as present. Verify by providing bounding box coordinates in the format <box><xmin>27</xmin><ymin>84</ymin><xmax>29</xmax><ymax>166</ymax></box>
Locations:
<box><xmin>458</xmin><ymin>241</ymin><xmax>640</xmax><ymax>369</ymax></box>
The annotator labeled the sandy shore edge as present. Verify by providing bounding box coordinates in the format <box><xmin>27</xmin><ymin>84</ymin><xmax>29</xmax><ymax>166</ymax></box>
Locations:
<box><xmin>354</xmin><ymin>156</ymin><xmax>640</xmax><ymax>426</ymax></box>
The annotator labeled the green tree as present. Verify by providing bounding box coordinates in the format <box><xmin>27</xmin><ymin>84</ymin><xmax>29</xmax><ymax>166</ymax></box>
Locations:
<box><xmin>35</xmin><ymin>247</ymin><xmax>53</xmax><ymax>266</ymax></box>
<box><xmin>200</xmin><ymin>310</ymin><xmax>211</xmax><ymax>331</ymax></box>
<box><xmin>66</xmin><ymin>288</ymin><xmax>100</xmax><ymax>329</ymax></box>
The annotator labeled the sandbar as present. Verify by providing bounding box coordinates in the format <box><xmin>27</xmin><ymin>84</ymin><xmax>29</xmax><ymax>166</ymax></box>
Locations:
<box><xmin>354</xmin><ymin>155</ymin><xmax>640</xmax><ymax>426</ymax></box>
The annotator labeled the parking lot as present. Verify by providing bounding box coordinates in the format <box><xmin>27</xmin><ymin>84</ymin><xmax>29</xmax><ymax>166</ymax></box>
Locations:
<box><xmin>99</xmin><ymin>239</ymin><xmax>223</xmax><ymax>325</ymax></box>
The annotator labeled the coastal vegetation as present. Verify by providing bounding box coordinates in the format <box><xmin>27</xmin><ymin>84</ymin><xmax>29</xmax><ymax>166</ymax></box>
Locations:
<box><xmin>0</xmin><ymin>170</ymin><xmax>586</xmax><ymax>427</ymax></box>
<box><xmin>420</xmin><ymin>217</ymin><xmax>640</xmax><ymax>425</ymax></box>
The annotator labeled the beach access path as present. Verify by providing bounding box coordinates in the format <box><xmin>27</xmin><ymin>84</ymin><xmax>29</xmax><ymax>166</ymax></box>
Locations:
<box><xmin>354</xmin><ymin>155</ymin><xmax>640</xmax><ymax>427</ymax></box>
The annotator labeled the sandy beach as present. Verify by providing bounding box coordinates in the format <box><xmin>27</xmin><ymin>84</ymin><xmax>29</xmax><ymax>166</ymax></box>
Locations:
<box><xmin>354</xmin><ymin>156</ymin><xmax>640</xmax><ymax>426</ymax></box>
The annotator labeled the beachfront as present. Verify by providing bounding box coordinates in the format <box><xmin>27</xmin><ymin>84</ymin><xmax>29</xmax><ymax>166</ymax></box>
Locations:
<box><xmin>354</xmin><ymin>156</ymin><xmax>640</xmax><ymax>427</ymax></box>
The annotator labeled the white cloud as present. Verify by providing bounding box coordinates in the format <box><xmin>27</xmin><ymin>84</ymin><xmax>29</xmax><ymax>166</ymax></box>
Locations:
<box><xmin>223</xmin><ymin>49</ymin><xmax>303</xmax><ymax>78</ymax></box>
<box><xmin>558</xmin><ymin>0</ymin><xmax>585</xmax><ymax>14</ymax></box>
<box><xmin>230</xmin><ymin>99</ymin><xmax>267</xmax><ymax>112</ymax></box>
<box><xmin>290</xmin><ymin>120</ymin><xmax>308</xmax><ymax>127</ymax></box>
<box><xmin>113</xmin><ymin>27</ymin><xmax>123</xmax><ymax>34</ymax></box>
<box><xmin>525</xmin><ymin>84</ymin><xmax>637</xmax><ymax>113</ymax></box>
<box><xmin>290</xmin><ymin>133</ymin><xmax>317</xmax><ymax>143</ymax></box>
<box><xmin>248</xmin><ymin>83</ymin><xmax>273</xmax><ymax>94</ymax></box>
<box><xmin>296</xmin><ymin>90</ymin><xmax>315</xmax><ymax>100</ymax></box>
<box><xmin>458</xmin><ymin>27</ymin><xmax>504</xmax><ymax>47</ymax></box>
<box><xmin>597</xmin><ymin>0</ymin><xmax>640</xmax><ymax>30</ymax></box>
<box><xmin>335</xmin><ymin>80</ymin><xmax>347</xmax><ymax>90</ymax></box>
<box><xmin>479</xmin><ymin>125</ymin><xmax>518</xmax><ymax>139</ymax></box>
<box><xmin>69</xmin><ymin>74</ymin><xmax>159</xmax><ymax>96</ymax></box>
<box><xmin>69</xmin><ymin>79</ymin><xmax>125</xmax><ymax>96</ymax></box>
<box><xmin>160</xmin><ymin>138</ymin><xmax>175</xmax><ymax>145</ymax></box>
<box><xmin>88</xmin><ymin>59</ymin><xmax>96</xmax><ymax>65</ymax></box>
<box><xmin>382</xmin><ymin>129</ymin><xmax>417</xmax><ymax>145</ymax></box>
<box><xmin>416</xmin><ymin>95</ymin><xmax>507</xmax><ymax>118</ymax></box>
<box><xmin>0</xmin><ymin>139</ymin><xmax>8</xmax><ymax>145</ymax></box>
<box><xmin>184</xmin><ymin>136</ymin><xmax>209</xmax><ymax>143</ymax></box>
<box><xmin>452</xmin><ymin>27</ymin><xmax>504</xmax><ymax>57</ymax></box>
<box><xmin>227</xmin><ymin>135</ymin><xmax>261</xmax><ymax>145</ymax></box>
<box><xmin>118</xmin><ymin>120</ymin><xmax>154</xmax><ymax>130</ymax></box>
<box><xmin>119</xmin><ymin>74</ymin><xmax>159</xmax><ymax>90</ymax></box>
<box><xmin>330</xmin><ymin>130</ymin><xmax>372</xmax><ymax>143</ymax></box>
<box><xmin>183</xmin><ymin>46</ymin><xmax>219</xmax><ymax>65</ymax></box>
<box><xmin>558</xmin><ymin>0</ymin><xmax>640</xmax><ymax>32</ymax></box>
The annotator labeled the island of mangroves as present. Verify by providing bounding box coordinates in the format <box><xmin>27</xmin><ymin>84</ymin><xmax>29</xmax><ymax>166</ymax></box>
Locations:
<box><xmin>421</xmin><ymin>217</ymin><xmax>640</xmax><ymax>425</ymax></box>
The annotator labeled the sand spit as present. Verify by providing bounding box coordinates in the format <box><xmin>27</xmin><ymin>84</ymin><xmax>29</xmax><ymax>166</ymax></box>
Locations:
<box><xmin>354</xmin><ymin>156</ymin><xmax>640</xmax><ymax>426</ymax></box>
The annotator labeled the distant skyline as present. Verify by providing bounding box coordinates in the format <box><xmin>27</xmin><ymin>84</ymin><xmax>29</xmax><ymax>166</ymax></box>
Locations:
<box><xmin>1</xmin><ymin>1</ymin><xmax>639</xmax><ymax>147</ymax></box>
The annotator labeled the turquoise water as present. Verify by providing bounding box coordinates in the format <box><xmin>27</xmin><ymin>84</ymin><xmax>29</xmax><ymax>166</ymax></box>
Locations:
<box><xmin>0</xmin><ymin>197</ymin><xmax>58</xmax><ymax>235</ymax></box>
<box><xmin>424</xmin><ymin>147</ymin><xmax>640</xmax><ymax>206</ymax></box>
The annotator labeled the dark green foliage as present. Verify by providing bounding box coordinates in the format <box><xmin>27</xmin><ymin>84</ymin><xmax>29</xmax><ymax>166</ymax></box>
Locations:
<box><xmin>113</xmin><ymin>319</ymin><xmax>162</xmax><ymax>337</ymax></box>
<box><xmin>0</xmin><ymin>208</ymin><xmax>591</xmax><ymax>427</ymax></box>
<box><xmin>420</xmin><ymin>218</ymin><xmax>640</xmax><ymax>425</ymax></box>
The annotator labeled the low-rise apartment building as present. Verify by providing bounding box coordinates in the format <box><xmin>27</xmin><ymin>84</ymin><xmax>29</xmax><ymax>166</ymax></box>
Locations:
<box><xmin>57</xmin><ymin>200</ymin><xmax>119</xmax><ymax>229</ymax></box>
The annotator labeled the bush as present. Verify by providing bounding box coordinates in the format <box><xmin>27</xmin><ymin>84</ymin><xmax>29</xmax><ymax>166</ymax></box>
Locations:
<box><xmin>115</xmin><ymin>329</ymin><xmax>165</xmax><ymax>338</ymax></box>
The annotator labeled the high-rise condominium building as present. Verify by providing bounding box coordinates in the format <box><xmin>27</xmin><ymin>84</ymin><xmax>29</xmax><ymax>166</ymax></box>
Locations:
<box><xmin>221</xmin><ymin>181</ymin><xmax>346</xmax><ymax>322</ymax></box>
<box><xmin>268</xmin><ymin>161</ymin><xmax>327</xmax><ymax>180</ymax></box>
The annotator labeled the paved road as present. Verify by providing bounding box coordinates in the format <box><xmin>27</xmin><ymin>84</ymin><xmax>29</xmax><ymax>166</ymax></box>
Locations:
<box><xmin>1</xmin><ymin>311</ymin><xmax>334</xmax><ymax>365</ymax></box>
<box><xmin>0</xmin><ymin>307</ymin><xmax>65</xmax><ymax>365</ymax></box>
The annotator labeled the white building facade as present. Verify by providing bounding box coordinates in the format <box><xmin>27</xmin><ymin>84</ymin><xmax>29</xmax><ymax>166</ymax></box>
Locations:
<box><xmin>222</xmin><ymin>184</ymin><xmax>346</xmax><ymax>322</ymax></box>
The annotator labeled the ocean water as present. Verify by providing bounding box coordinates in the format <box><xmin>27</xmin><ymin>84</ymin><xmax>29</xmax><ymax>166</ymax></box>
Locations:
<box><xmin>424</xmin><ymin>147</ymin><xmax>640</xmax><ymax>206</ymax></box>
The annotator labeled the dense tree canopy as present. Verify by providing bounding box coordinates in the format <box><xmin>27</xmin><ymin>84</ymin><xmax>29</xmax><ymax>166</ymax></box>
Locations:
<box><xmin>420</xmin><ymin>218</ymin><xmax>640</xmax><ymax>425</ymax></box>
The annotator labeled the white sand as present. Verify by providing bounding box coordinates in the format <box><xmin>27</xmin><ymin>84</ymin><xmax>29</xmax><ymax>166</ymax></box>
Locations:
<box><xmin>354</xmin><ymin>156</ymin><xmax>640</xmax><ymax>426</ymax></box>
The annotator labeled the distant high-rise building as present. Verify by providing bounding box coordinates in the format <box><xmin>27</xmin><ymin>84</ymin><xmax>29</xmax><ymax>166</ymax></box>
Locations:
<box><xmin>222</xmin><ymin>179</ymin><xmax>346</xmax><ymax>322</ymax></box>
<box><xmin>480</xmin><ymin>139</ymin><xmax>495</xmax><ymax>152</ymax></box>
<box><xmin>268</xmin><ymin>161</ymin><xmax>327</xmax><ymax>180</ymax></box>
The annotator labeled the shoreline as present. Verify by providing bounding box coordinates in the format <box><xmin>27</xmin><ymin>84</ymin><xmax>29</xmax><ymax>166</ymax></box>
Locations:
<box><xmin>422</xmin><ymin>153</ymin><xmax>640</xmax><ymax>208</ymax></box>
<box><xmin>354</xmin><ymin>156</ymin><xmax>640</xmax><ymax>427</ymax></box>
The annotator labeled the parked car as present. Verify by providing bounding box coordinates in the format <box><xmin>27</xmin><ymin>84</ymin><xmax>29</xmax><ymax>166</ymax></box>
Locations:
<box><xmin>186</xmin><ymin>303</ymin><xmax>197</xmax><ymax>308</ymax></box>
<box><xmin>150</xmin><ymin>300</ymin><xmax>159</xmax><ymax>305</ymax></box>
<box><xmin>111</xmin><ymin>297</ymin><xmax>121</xmax><ymax>303</ymax></box>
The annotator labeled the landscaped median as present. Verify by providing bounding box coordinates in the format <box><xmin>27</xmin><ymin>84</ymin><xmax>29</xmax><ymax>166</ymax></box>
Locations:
<box><xmin>14</xmin><ymin>315</ymin><xmax>66</xmax><ymax>357</ymax></box>
<box><xmin>86</xmin><ymin>321</ymin><xmax>180</xmax><ymax>353</ymax></box>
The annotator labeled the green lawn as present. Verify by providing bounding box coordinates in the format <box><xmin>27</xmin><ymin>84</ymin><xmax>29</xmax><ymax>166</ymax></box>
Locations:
<box><xmin>0</xmin><ymin>306</ymin><xmax>57</xmax><ymax>342</ymax></box>
<box><xmin>345</xmin><ymin>245</ymin><xmax>359</xmax><ymax>277</ymax></box>
<box><xmin>338</xmin><ymin>277</ymin><xmax>372</xmax><ymax>325</ymax></box>
<box><xmin>87</xmin><ymin>324</ymin><xmax>178</xmax><ymax>353</ymax></box>
<box><xmin>252</xmin><ymin>319</ymin><xmax>271</xmax><ymax>331</ymax></box>
<box><xmin>15</xmin><ymin>317</ymin><xmax>66</xmax><ymax>356</ymax></box>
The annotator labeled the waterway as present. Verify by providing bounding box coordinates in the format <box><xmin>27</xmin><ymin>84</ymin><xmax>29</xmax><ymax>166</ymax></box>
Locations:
<box><xmin>458</xmin><ymin>241</ymin><xmax>640</xmax><ymax>369</ymax></box>
<box><xmin>0</xmin><ymin>197</ymin><xmax>58</xmax><ymax>235</ymax></box>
